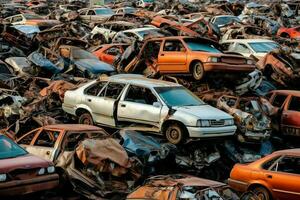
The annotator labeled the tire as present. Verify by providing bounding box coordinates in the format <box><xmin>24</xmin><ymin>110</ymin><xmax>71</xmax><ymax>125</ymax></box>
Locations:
<box><xmin>78</xmin><ymin>112</ymin><xmax>94</xmax><ymax>125</ymax></box>
<box><xmin>191</xmin><ymin>62</ymin><xmax>204</xmax><ymax>80</ymax></box>
<box><xmin>252</xmin><ymin>186</ymin><xmax>271</xmax><ymax>200</ymax></box>
<box><xmin>165</xmin><ymin>123</ymin><xmax>186</xmax><ymax>145</ymax></box>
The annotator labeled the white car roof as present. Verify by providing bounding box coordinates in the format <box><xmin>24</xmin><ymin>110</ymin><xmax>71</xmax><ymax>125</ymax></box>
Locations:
<box><xmin>122</xmin><ymin>27</ymin><xmax>159</xmax><ymax>33</ymax></box>
<box><xmin>221</xmin><ymin>39</ymin><xmax>277</xmax><ymax>44</ymax></box>
<box><xmin>107</xmin><ymin>74</ymin><xmax>181</xmax><ymax>88</ymax></box>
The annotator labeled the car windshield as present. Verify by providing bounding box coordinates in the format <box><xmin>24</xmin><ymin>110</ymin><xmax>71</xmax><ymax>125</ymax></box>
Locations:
<box><xmin>0</xmin><ymin>135</ymin><xmax>27</xmax><ymax>159</ymax></box>
<box><xmin>72</xmin><ymin>48</ymin><xmax>98</xmax><ymax>60</ymax></box>
<box><xmin>95</xmin><ymin>8</ymin><xmax>114</xmax><ymax>15</ymax></box>
<box><xmin>155</xmin><ymin>86</ymin><xmax>205</xmax><ymax>107</ymax></box>
<box><xmin>214</xmin><ymin>16</ymin><xmax>240</xmax><ymax>26</ymax></box>
<box><xmin>137</xmin><ymin>29</ymin><xmax>162</xmax><ymax>38</ymax></box>
<box><xmin>184</xmin><ymin>38</ymin><xmax>222</xmax><ymax>53</ymax></box>
<box><xmin>144</xmin><ymin>0</ymin><xmax>153</xmax><ymax>2</ymax></box>
<box><xmin>249</xmin><ymin>42</ymin><xmax>279</xmax><ymax>53</ymax></box>
<box><xmin>24</xmin><ymin>14</ymin><xmax>43</xmax><ymax>20</ymax></box>
<box><xmin>124</xmin><ymin>8</ymin><xmax>136</xmax><ymax>13</ymax></box>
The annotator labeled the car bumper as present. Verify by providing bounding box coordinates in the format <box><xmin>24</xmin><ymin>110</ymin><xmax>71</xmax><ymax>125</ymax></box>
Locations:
<box><xmin>187</xmin><ymin>125</ymin><xmax>236</xmax><ymax>138</ymax></box>
<box><xmin>228</xmin><ymin>178</ymin><xmax>248</xmax><ymax>192</ymax></box>
<box><xmin>203</xmin><ymin>63</ymin><xmax>255</xmax><ymax>72</ymax></box>
<box><xmin>0</xmin><ymin>174</ymin><xmax>59</xmax><ymax>196</ymax></box>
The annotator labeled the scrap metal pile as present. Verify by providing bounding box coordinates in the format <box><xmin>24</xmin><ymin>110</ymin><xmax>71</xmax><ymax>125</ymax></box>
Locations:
<box><xmin>0</xmin><ymin>0</ymin><xmax>300</xmax><ymax>199</ymax></box>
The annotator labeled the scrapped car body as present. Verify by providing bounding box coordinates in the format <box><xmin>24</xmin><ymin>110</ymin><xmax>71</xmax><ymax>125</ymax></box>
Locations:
<box><xmin>217</xmin><ymin>95</ymin><xmax>272</xmax><ymax>142</ymax></box>
<box><xmin>16</xmin><ymin>124</ymin><xmax>108</xmax><ymax>163</ymax></box>
<box><xmin>91</xmin><ymin>43</ymin><xmax>129</xmax><ymax>65</ymax></box>
<box><xmin>229</xmin><ymin>149</ymin><xmax>300</xmax><ymax>200</ymax></box>
<box><xmin>79</xmin><ymin>7</ymin><xmax>115</xmax><ymax>24</ymax></box>
<box><xmin>63</xmin><ymin>137</ymin><xmax>141</xmax><ymax>199</ymax></box>
<box><xmin>267</xmin><ymin>90</ymin><xmax>300</xmax><ymax>137</ymax></box>
<box><xmin>257</xmin><ymin>49</ymin><xmax>300</xmax><ymax>88</ymax></box>
<box><xmin>277</xmin><ymin>26</ymin><xmax>300</xmax><ymax>39</ymax></box>
<box><xmin>0</xmin><ymin>134</ymin><xmax>59</xmax><ymax>196</ymax></box>
<box><xmin>123</xmin><ymin>36</ymin><xmax>255</xmax><ymax>80</ymax></box>
<box><xmin>63</xmin><ymin>74</ymin><xmax>236</xmax><ymax>144</ymax></box>
<box><xmin>221</xmin><ymin>39</ymin><xmax>280</xmax><ymax>60</ymax></box>
<box><xmin>127</xmin><ymin>174</ymin><xmax>239</xmax><ymax>200</ymax></box>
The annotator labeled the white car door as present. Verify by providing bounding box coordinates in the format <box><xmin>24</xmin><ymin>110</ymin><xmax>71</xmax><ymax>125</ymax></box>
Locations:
<box><xmin>118</xmin><ymin>85</ymin><xmax>162</xmax><ymax>126</ymax></box>
<box><xmin>88</xmin><ymin>82</ymin><xmax>126</xmax><ymax>127</ymax></box>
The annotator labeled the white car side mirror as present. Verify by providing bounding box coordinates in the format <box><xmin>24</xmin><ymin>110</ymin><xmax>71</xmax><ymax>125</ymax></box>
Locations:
<box><xmin>153</xmin><ymin>102</ymin><xmax>161</xmax><ymax>108</ymax></box>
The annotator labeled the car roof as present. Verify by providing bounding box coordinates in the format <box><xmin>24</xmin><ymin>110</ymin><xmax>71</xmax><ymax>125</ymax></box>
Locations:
<box><xmin>123</xmin><ymin>27</ymin><xmax>159</xmax><ymax>32</ymax></box>
<box><xmin>107</xmin><ymin>74</ymin><xmax>181</xmax><ymax>87</ymax></box>
<box><xmin>43</xmin><ymin>124</ymin><xmax>103</xmax><ymax>131</ymax></box>
<box><xmin>222</xmin><ymin>39</ymin><xmax>276</xmax><ymax>43</ymax></box>
<box><xmin>273</xmin><ymin>149</ymin><xmax>300</xmax><ymax>155</ymax></box>
<box><xmin>271</xmin><ymin>90</ymin><xmax>300</xmax><ymax>96</ymax></box>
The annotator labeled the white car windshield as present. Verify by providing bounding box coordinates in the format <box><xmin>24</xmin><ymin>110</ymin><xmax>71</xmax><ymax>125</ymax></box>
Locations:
<box><xmin>249</xmin><ymin>42</ymin><xmax>279</xmax><ymax>53</ymax></box>
<box><xmin>155</xmin><ymin>86</ymin><xmax>205</xmax><ymax>107</ymax></box>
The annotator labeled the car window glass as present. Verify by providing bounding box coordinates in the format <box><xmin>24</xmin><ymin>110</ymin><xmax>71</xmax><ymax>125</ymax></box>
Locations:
<box><xmin>125</xmin><ymin>85</ymin><xmax>158</xmax><ymax>105</ymax></box>
<box><xmin>100</xmin><ymin>82</ymin><xmax>125</xmax><ymax>99</ymax></box>
<box><xmin>85</xmin><ymin>81</ymin><xmax>107</xmax><ymax>96</ymax></box>
<box><xmin>288</xmin><ymin>96</ymin><xmax>300</xmax><ymax>112</ymax></box>
<box><xmin>163</xmin><ymin>40</ymin><xmax>186</xmax><ymax>52</ymax></box>
<box><xmin>262</xmin><ymin>156</ymin><xmax>280</xmax><ymax>170</ymax></box>
<box><xmin>273</xmin><ymin>156</ymin><xmax>300</xmax><ymax>175</ymax></box>
<box><xmin>272</xmin><ymin>94</ymin><xmax>287</xmax><ymax>107</ymax></box>
<box><xmin>87</xmin><ymin>10</ymin><xmax>95</xmax><ymax>15</ymax></box>
<box><xmin>235</xmin><ymin>43</ymin><xmax>251</xmax><ymax>54</ymax></box>
<box><xmin>18</xmin><ymin>130</ymin><xmax>39</xmax><ymax>145</ymax></box>
<box><xmin>34</xmin><ymin>130</ymin><xmax>56</xmax><ymax>147</ymax></box>
<box><xmin>12</xmin><ymin>16</ymin><xmax>23</xmax><ymax>23</ymax></box>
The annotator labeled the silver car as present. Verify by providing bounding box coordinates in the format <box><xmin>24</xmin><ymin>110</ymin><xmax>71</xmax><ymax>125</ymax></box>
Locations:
<box><xmin>63</xmin><ymin>74</ymin><xmax>236</xmax><ymax>144</ymax></box>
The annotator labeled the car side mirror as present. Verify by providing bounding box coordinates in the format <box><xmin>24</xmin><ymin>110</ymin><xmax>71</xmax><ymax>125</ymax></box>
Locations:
<box><xmin>153</xmin><ymin>102</ymin><xmax>162</xmax><ymax>108</ymax></box>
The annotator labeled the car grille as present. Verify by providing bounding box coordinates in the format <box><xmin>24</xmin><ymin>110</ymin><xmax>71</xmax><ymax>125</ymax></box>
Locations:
<box><xmin>8</xmin><ymin>168</ymin><xmax>38</xmax><ymax>180</ymax></box>
<box><xmin>210</xmin><ymin>119</ymin><xmax>225</xmax><ymax>127</ymax></box>
<box><xmin>221</xmin><ymin>57</ymin><xmax>246</xmax><ymax>64</ymax></box>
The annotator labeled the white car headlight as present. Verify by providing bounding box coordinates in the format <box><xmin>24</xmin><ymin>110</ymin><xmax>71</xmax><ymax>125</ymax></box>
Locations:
<box><xmin>224</xmin><ymin>119</ymin><xmax>234</xmax><ymax>126</ymax></box>
<box><xmin>207</xmin><ymin>56</ymin><xmax>219</xmax><ymax>63</ymax></box>
<box><xmin>38</xmin><ymin>168</ymin><xmax>45</xmax><ymax>175</ymax></box>
<box><xmin>197</xmin><ymin>120</ymin><xmax>210</xmax><ymax>127</ymax></box>
<box><xmin>246</xmin><ymin>59</ymin><xmax>254</xmax><ymax>65</ymax></box>
<box><xmin>47</xmin><ymin>166</ymin><xmax>55</xmax><ymax>174</ymax></box>
<box><xmin>0</xmin><ymin>174</ymin><xmax>6</xmax><ymax>182</ymax></box>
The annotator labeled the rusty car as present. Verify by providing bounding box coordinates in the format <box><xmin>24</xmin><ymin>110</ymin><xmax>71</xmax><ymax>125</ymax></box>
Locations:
<box><xmin>0</xmin><ymin>134</ymin><xmax>59</xmax><ymax>196</ymax></box>
<box><xmin>62</xmin><ymin>74</ymin><xmax>236</xmax><ymax>144</ymax></box>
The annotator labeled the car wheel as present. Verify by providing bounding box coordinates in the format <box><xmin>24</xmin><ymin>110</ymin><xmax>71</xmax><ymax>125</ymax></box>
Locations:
<box><xmin>192</xmin><ymin>62</ymin><xmax>204</xmax><ymax>80</ymax></box>
<box><xmin>165</xmin><ymin>123</ymin><xmax>186</xmax><ymax>145</ymax></box>
<box><xmin>252</xmin><ymin>186</ymin><xmax>271</xmax><ymax>200</ymax></box>
<box><xmin>78</xmin><ymin>113</ymin><xmax>94</xmax><ymax>125</ymax></box>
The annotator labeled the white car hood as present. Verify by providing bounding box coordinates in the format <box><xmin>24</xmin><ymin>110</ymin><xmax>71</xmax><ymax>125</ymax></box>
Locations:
<box><xmin>173</xmin><ymin>104</ymin><xmax>233</xmax><ymax>120</ymax></box>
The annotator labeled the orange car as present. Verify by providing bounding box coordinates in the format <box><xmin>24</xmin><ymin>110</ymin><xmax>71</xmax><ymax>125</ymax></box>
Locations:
<box><xmin>91</xmin><ymin>43</ymin><xmax>129</xmax><ymax>64</ymax></box>
<box><xmin>277</xmin><ymin>26</ymin><xmax>300</xmax><ymax>39</ymax></box>
<box><xmin>127</xmin><ymin>174</ymin><xmax>238</xmax><ymax>200</ymax></box>
<box><xmin>229</xmin><ymin>149</ymin><xmax>300</xmax><ymax>200</ymax></box>
<box><xmin>128</xmin><ymin>36</ymin><xmax>255</xmax><ymax>80</ymax></box>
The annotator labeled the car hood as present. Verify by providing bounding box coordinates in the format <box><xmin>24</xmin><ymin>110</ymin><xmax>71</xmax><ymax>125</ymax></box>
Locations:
<box><xmin>75</xmin><ymin>59</ymin><xmax>115</xmax><ymax>74</ymax></box>
<box><xmin>173</xmin><ymin>104</ymin><xmax>233</xmax><ymax>120</ymax></box>
<box><xmin>0</xmin><ymin>154</ymin><xmax>52</xmax><ymax>173</ymax></box>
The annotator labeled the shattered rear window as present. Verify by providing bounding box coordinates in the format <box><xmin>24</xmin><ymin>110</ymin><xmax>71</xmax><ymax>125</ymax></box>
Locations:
<box><xmin>155</xmin><ymin>86</ymin><xmax>205</xmax><ymax>107</ymax></box>
<box><xmin>249</xmin><ymin>42</ymin><xmax>279</xmax><ymax>53</ymax></box>
<box><xmin>0</xmin><ymin>135</ymin><xmax>27</xmax><ymax>159</ymax></box>
<box><xmin>184</xmin><ymin>39</ymin><xmax>222</xmax><ymax>53</ymax></box>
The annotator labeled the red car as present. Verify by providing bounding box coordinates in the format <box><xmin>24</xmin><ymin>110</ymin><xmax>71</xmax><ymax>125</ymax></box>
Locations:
<box><xmin>0</xmin><ymin>135</ymin><xmax>59</xmax><ymax>196</ymax></box>
<box><xmin>91</xmin><ymin>43</ymin><xmax>129</xmax><ymax>65</ymax></box>
<box><xmin>277</xmin><ymin>26</ymin><xmax>300</xmax><ymax>39</ymax></box>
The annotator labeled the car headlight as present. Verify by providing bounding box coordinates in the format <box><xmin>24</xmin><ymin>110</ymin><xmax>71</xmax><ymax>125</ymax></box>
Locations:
<box><xmin>38</xmin><ymin>168</ymin><xmax>45</xmax><ymax>175</ymax></box>
<box><xmin>207</xmin><ymin>56</ymin><xmax>219</xmax><ymax>63</ymax></box>
<box><xmin>246</xmin><ymin>59</ymin><xmax>254</xmax><ymax>65</ymax></box>
<box><xmin>0</xmin><ymin>174</ymin><xmax>6</xmax><ymax>182</ymax></box>
<box><xmin>47</xmin><ymin>166</ymin><xmax>55</xmax><ymax>174</ymax></box>
<box><xmin>224</xmin><ymin>119</ymin><xmax>234</xmax><ymax>126</ymax></box>
<box><xmin>197</xmin><ymin>120</ymin><xmax>210</xmax><ymax>127</ymax></box>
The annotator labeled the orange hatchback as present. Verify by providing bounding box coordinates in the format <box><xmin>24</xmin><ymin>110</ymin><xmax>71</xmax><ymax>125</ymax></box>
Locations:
<box><xmin>135</xmin><ymin>36</ymin><xmax>255</xmax><ymax>80</ymax></box>
<box><xmin>229</xmin><ymin>149</ymin><xmax>300</xmax><ymax>200</ymax></box>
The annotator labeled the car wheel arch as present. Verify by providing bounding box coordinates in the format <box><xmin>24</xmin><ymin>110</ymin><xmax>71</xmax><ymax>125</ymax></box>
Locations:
<box><xmin>161</xmin><ymin>120</ymin><xmax>188</xmax><ymax>135</ymax></box>
<box><xmin>248</xmin><ymin>182</ymin><xmax>274</xmax><ymax>199</ymax></box>
<box><xmin>75</xmin><ymin>107</ymin><xmax>92</xmax><ymax>117</ymax></box>
<box><xmin>189</xmin><ymin>60</ymin><xmax>202</xmax><ymax>71</ymax></box>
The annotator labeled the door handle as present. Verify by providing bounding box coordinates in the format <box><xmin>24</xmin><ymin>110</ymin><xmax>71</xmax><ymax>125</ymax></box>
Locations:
<box><xmin>120</xmin><ymin>104</ymin><xmax>126</xmax><ymax>107</ymax></box>
<box><xmin>266</xmin><ymin>174</ymin><xmax>272</xmax><ymax>179</ymax></box>
<box><xmin>87</xmin><ymin>99</ymin><xmax>92</xmax><ymax>102</ymax></box>
<box><xmin>161</xmin><ymin>54</ymin><xmax>165</xmax><ymax>56</ymax></box>
<box><xmin>46</xmin><ymin>151</ymin><xmax>50</xmax><ymax>155</ymax></box>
